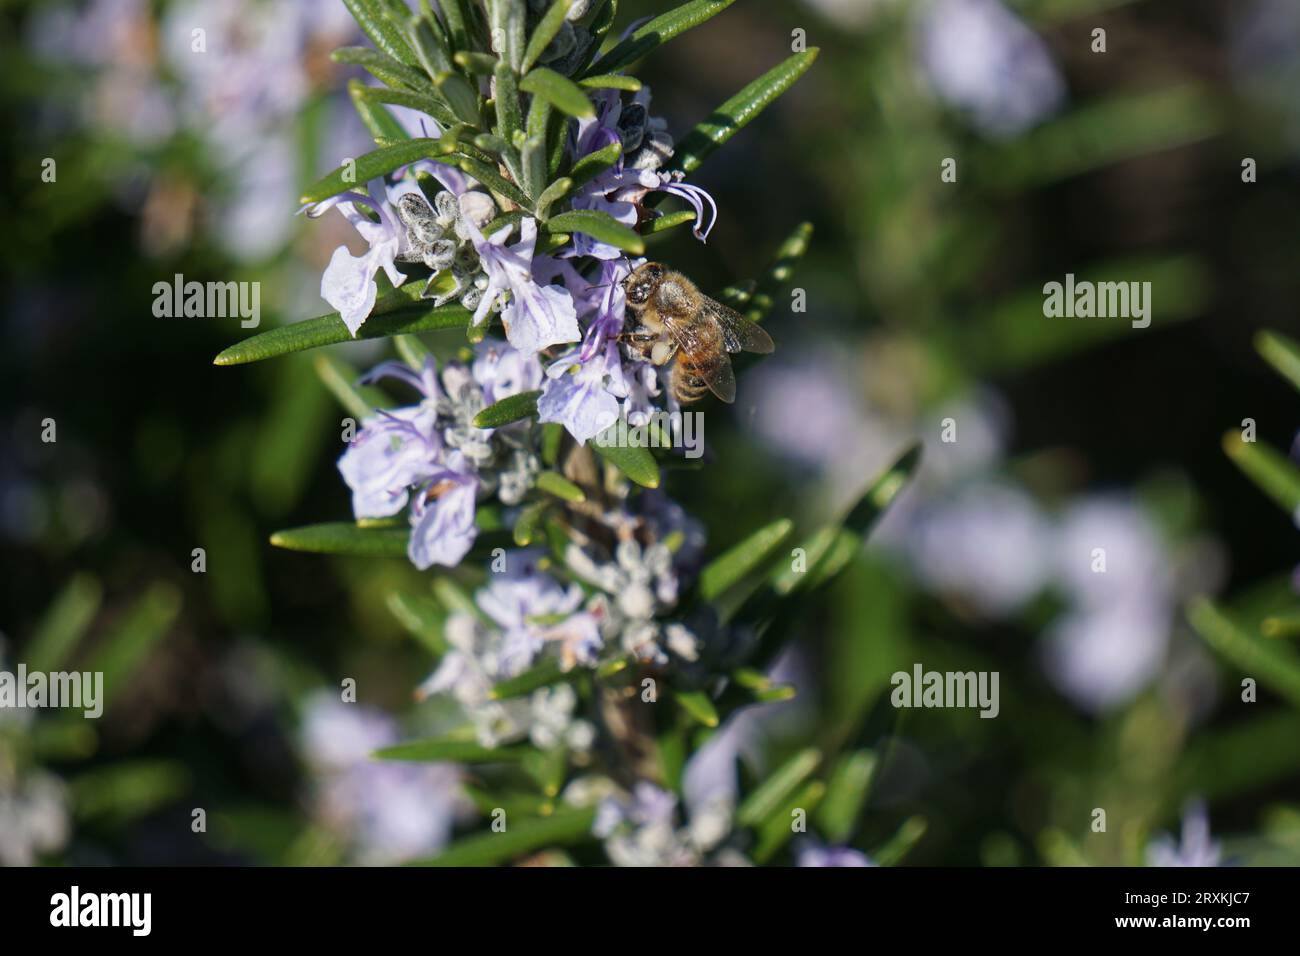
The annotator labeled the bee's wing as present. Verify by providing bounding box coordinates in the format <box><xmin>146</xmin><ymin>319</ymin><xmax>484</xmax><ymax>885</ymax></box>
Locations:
<box><xmin>661</xmin><ymin>312</ymin><xmax>738</xmax><ymax>403</ymax></box>
<box><xmin>701</xmin><ymin>297</ymin><xmax>775</xmax><ymax>355</ymax></box>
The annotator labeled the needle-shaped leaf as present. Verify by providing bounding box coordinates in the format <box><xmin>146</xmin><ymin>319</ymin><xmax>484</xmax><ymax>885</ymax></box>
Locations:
<box><xmin>580</xmin><ymin>74</ymin><xmax>642</xmax><ymax>91</ymax></box>
<box><xmin>645</xmin><ymin>210</ymin><xmax>697</xmax><ymax>235</ymax></box>
<box><xmin>490</xmin><ymin>657</ymin><xmax>569</xmax><ymax>700</ymax></box>
<box><xmin>348</xmin><ymin>79</ymin><xmax>412</xmax><ymax>143</ymax></box>
<box><xmin>513</xmin><ymin>500</ymin><xmax>549</xmax><ymax>546</ymax></box>
<box><xmin>26</xmin><ymin>574</ymin><xmax>102</xmax><ymax>673</ymax></box>
<box><xmin>736</xmin><ymin>748</ymin><xmax>821</xmax><ymax>828</ymax></box>
<box><xmin>874</xmin><ymin>816</ymin><xmax>928</xmax><ymax>867</ymax></box>
<box><xmin>698</xmin><ymin>518</ymin><xmax>793</xmax><ymax>601</ymax></box>
<box><xmin>536</xmin><ymin>176</ymin><xmax>574</xmax><ymax>219</ymax></box>
<box><xmin>816</xmin><ymin>750</ymin><xmax>877</xmax><ymax>845</ymax></box>
<box><xmin>747</xmin><ymin>221</ymin><xmax>814</xmax><ymax>323</ymax></box>
<box><xmin>214</xmin><ymin>286</ymin><xmax>470</xmax><ymax>367</ymax></box>
<box><xmin>590</xmin><ymin>426</ymin><xmax>660</xmax><ymax>488</ymax></box>
<box><xmin>299</xmin><ymin>138</ymin><xmax>451</xmax><ymax>205</ymax></box>
<box><xmin>1190</xmin><ymin>598</ymin><xmax>1300</xmax><ymax>709</ymax></box>
<box><xmin>752</xmin><ymin>780</ymin><xmax>825</xmax><ymax>864</ymax></box>
<box><xmin>536</xmin><ymin>471</ymin><xmax>586</xmax><ymax>503</ymax></box>
<box><xmin>589</xmin><ymin>0</ymin><xmax>736</xmax><ymax>75</ymax></box>
<box><xmin>474</xmin><ymin>389</ymin><xmax>541</xmax><ymax>428</ymax></box>
<box><xmin>522</xmin><ymin>0</ymin><xmax>575</xmax><ymax>72</ymax></box>
<box><xmin>313</xmin><ymin>354</ymin><xmax>389</xmax><ymax>419</ymax></box>
<box><xmin>675</xmin><ymin>689</ymin><xmax>719</xmax><ymax>727</ymax></box>
<box><xmin>349</xmin><ymin>83</ymin><xmax>457</xmax><ymax>128</ymax></box>
<box><xmin>487</xmin><ymin>0</ymin><xmax>526</xmax><ymax>72</ymax></box>
<box><xmin>438</xmin><ymin>0</ymin><xmax>477</xmax><ymax>53</ymax></box>
<box><xmin>1257</xmin><ymin>329</ymin><xmax>1300</xmax><ymax>395</ymax></box>
<box><xmin>333</xmin><ymin>46</ymin><xmax>431</xmax><ymax>92</ymax></box>
<box><xmin>85</xmin><ymin>584</ymin><xmax>181</xmax><ymax>712</ymax></box>
<box><xmin>567</xmin><ymin>140</ymin><xmax>622</xmax><ymax>191</ymax></box>
<box><xmin>344</xmin><ymin>0</ymin><xmax>419</xmax><ymax>65</ymax></box>
<box><xmin>269</xmin><ymin>523</ymin><xmax>409</xmax><ymax>557</ymax></box>
<box><xmin>386</xmin><ymin>591</ymin><xmax>448</xmax><ymax>656</ymax></box>
<box><xmin>546</xmin><ymin>209</ymin><xmax>644</xmax><ymax>254</ymax></box>
<box><xmin>375</xmin><ymin>738</ymin><xmax>532</xmax><ymax>762</ymax></box>
<box><xmin>1223</xmin><ymin>432</ymin><xmax>1300</xmax><ymax>517</ymax></box>
<box><xmin>409</xmin><ymin>806</ymin><xmax>595</xmax><ymax>866</ymax></box>
<box><xmin>456</xmin><ymin>153</ymin><xmax>533</xmax><ymax>209</ymax></box>
<box><xmin>520</xmin><ymin>67</ymin><xmax>595</xmax><ymax>118</ymax></box>
<box><xmin>669</xmin><ymin>48</ymin><xmax>819</xmax><ymax>176</ymax></box>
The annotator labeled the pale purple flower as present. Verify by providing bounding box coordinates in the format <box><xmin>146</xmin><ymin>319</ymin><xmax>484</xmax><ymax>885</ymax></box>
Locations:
<box><xmin>408</xmin><ymin>452</ymin><xmax>479</xmax><ymax>569</ymax></box>
<box><xmin>299</xmin><ymin>693</ymin><xmax>467</xmax><ymax>865</ymax></box>
<box><xmin>472</xmin><ymin>341</ymin><xmax>545</xmax><ymax>406</ymax></box>
<box><xmin>460</xmin><ymin>214</ymin><xmax>580</xmax><ymax>354</ymax></box>
<box><xmin>338</xmin><ymin>361</ymin><xmax>441</xmax><ymax>518</ymax></box>
<box><xmin>477</xmin><ymin>550</ymin><xmax>590</xmax><ymax>675</ymax></box>
<box><xmin>797</xmin><ymin>843</ymin><xmax>876</xmax><ymax>867</ymax></box>
<box><xmin>1147</xmin><ymin>802</ymin><xmax>1222</xmax><ymax>867</ymax></box>
<box><xmin>918</xmin><ymin>0</ymin><xmax>1066</xmax><ymax>139</ymax></box>
<box><xmin>310</xmin><ymin>180</ymin><xmax>411</xmax><ymax>335</ymax></box>
<box><xmin>538</xmin><ymin>342</ymin><xmax>628</xmax><ymax>443</ymax></box>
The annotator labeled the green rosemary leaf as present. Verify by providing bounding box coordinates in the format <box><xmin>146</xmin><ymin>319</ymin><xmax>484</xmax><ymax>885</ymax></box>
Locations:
<box><xmin>874</xmin><ymin>817</ymin><xmax>928</xmax><ymax>867</ymax></box>
<box><xmin>523</xmin><ymin>0</ymin><xmax>575</xmax><ymax>72</ymax></box>
<box><xmin>25</xmin><ymin>575</ymin><xmax>101</xmax><ymax>674</ymax></box>
<box><xmin>669</xmin><ymin>48</ymin><xmax>820</xmax><ymax>176</ymax></box>
<box><xmin>645</xmin><ymin>209</ymin><xmax>696</xmax><ymax>235</ymax></box>
<box><xmin>489</xmin><ymin>657</ymin><xmax>569</xmax><ymax>700</ymax></box>
<box><xmin>579</xmin><ymin>74</ymin><xmax>642</xmax><ymax>91</ymax></box>
<box><xmin>1191</xmin><ymin>599</ymin><xmax>1300</xmax><ymax>712</ymax></box>
<box><xmin>435</xmin><ymin>69</ymin><xmax>483</xmax><ymax>125</ymax></box>
<box><xmin>513</xmin><ymin>501</ymin><xmax>549</xmax><ymax>546</ymax></box>
<box><xmin>675</xmin><ymin>689</ymin><xmax>720</xmax><ymax>728</ymax></box>
<box><xmin>698</xmin><ymin>518</ymin><xmax>793</xmax><ymax>601</ymax></box>
<box><xmin>456</xmin><ymin>153</ymin><xmax>532</xmax><ymax>209</ymax></box>
<box><xmin>473</xmin><ymin>389</ymin><xmax>541</xmax><ymax>428</ymax></box>
<box><xmin>589</xmin><ymin>0</ymin><xmax>736</xmax><ymax>75</ymax></box>
<box><xmin>347</xmin><ymin>79</ymin><xmax>412</xmax><ymax>143</ymax></box>
<box><xmin>747</xmin><ymin>221</ymin><xmax>814</xmax><ymax>323</ymax></box>
<box><xmin>438</xmin><ymin>0</ymin><xmax>476</xmax><ymax>54</ymax></box>
<box><xmin>816</xmin><ymin>750</ymin><xmax>877</xmax><ymax>845</ymax></box>
<box><xmin>520</xmin><ymin>67</ymin><xmax>595</xmax><ymax>118</ymax></box>
<box><xmin>487</xmin><ymin>0</ymin><xmax>526</xmax><ymax>72</ymax></box>
<box><xmin>1257</xmin><ymin>329</ymin><xmax>1300</xmax><ymax>394</ymax></box>
<box><xmin>567</xmin><ymin>140</ymin><xmax>621</xmax><ymax>191</ymax></box>
<box><xmin>269</xmin><ymin>523</ymin><xmax>409</xmax><ymax>557</ymax></box>
<box><xmin>1223</xmin><ymin>433</ymin><xmax>1300</xmax><ymax>517</ymax></box>
<box><xmin>215</xmin><ymin>293</ymin><xmax>470</xmax><ymax>367</ymax></box>
<box><xmin>393</xmin><ymin>333</ymin><xmax>432</xmax><ymax>369</ymax></box>
<box><xmin>536</xmin><ymin>176</ymin><xmax>574</xmax><ymax>219</ymax></box>
<box><xmin>375</xmin><ymin>737</ymin><xmax>532</xmax><ymax>762</ymax></box>
<box><xmin>737</xmin><ymin>748</ymin><xmax>822</xmax><ymax>828</ymax></box>
<box><xmin>85</xmin><ymin>584</ymin><xmax>181</xmax><ymax>712</ymax></box>
<box><xmin>344</xmin><ymin>0</ymin><xmax>419</xmax><ymax>66</ymax></box>
<box><xmin>299</xmin><ymin>138</ymin><xmax>452</xmax><ymax>205</ymax></box>
<box><xmin>409</xmin><ymin>807</ymin><xmax>595</xmax><ymax>866</ymax></box>
<box><xmin>536</xmin><ymin>471</ymin><xmax>586</xmax><ymax>503</ymax></box>
<box><xmin>312</xmin><ymin>354</ymin><xmax>389</xmax><ymax>420</ymax></box>
<box><xmin>546</xmin><ymin>209</ymin><xmax>644</xmax><ymax>254</ymax></box>
<box><xmin>332</xmin><ymin>46</ymin><xmax>431</xmax><ymax>92</ymax></box>
<box><xmin>522</xmin><ymin>93</ymin><xmax>553</xmax><ymax>199</ymax></box>
<box><xmin>752</xmin><ymin>780</ymin><xmax>825</xmax><ymax>864</ymax></box>
<box><xmin>349</xmin><ymin>84</ymin><xmax>457</xmax><ymax>128</ymax></box>
<box><xmin>386</xmin><ymin>591</ymin><xmax>448</xmax><ymax>656</ymax></box>
<box><xmin>589</xmin><ymin>425</ymin><xmax>659</xmax><ymax>488</ymax></box>
<box><xmin>454</xmin><ymin>50</ymin><xmax>498</xmax><ymax>74</ymax></box>
<box><xmin>407</xmin><ymin>11</ymin><xmax>455</xmax><ymax>80</ymax></box>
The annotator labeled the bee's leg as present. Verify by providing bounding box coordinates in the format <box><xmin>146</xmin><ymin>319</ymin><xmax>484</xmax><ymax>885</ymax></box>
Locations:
<box><xmin>617</xmin><ymin>329</ymin><xmax>659</xmax><ymax>362</ymax></box>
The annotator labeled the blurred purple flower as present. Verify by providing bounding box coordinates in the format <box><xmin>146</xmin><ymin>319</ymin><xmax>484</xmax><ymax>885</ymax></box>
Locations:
<box><xmin>408</xmin><ymin>452</ymin><xmax>480</xmax><ymax>570</ymax></box>
<box><xmin>1147</xmin><ymin>802</ymin><xmax>1222</xmax><ymax>867</ymax></box>
<box><xmin>797</xmin><ymin>843</ymin><xmax>876</xmax><ymax>867</ymax></box>
<box><xmin>538</xmin><ymin>342</ymin><xmax>628</xmax><ymax>443</ymax></box>
<box><xmin>918</xmin><ymin>0</ymin><xmax>1065</xmax><ymax>139</ymax></box>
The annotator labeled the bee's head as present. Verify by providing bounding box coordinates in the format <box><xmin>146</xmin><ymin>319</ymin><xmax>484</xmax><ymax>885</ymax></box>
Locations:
<box><xmin>624</xmin><ymin>262</ymin><xmax>666</xmax><ymax>308</ymax></box>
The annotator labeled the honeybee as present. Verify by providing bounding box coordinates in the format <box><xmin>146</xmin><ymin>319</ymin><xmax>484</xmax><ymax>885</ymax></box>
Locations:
<box><xmin>620</xmin><ymin>263</ymin><xmax>774</xmax><ymax>404</ymax></box>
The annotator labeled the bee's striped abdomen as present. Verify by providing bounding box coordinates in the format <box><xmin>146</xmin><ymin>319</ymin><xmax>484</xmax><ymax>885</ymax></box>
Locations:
<box><xmin>671</xmin><ymin>352</ymin><xmax>718</xmax><ymax>404</ymax></box>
